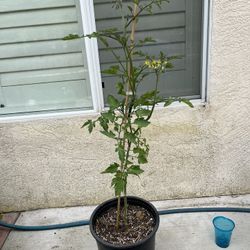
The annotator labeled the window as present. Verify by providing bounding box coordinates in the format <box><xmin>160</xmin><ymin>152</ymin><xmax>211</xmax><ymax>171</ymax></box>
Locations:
<box><xmin>94</xmin><ymin>0</ymin><xmax>203</xmax><ymax>103</ymax></box>
<box><xmin>0</xmin><ymin>0</ymin><xmax>209</xmax><ymax>118</ymax></box>
<box><xmin>0</xmin><ymin>0</ymin><xmax>93</xmax><ymax>116</ymax></box>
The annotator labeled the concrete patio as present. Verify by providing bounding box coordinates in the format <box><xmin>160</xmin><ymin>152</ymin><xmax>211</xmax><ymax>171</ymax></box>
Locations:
<box><xmin>1</xmin><ymin>195</ymin><xmax>250</xmax><ymax>250</ymax></box>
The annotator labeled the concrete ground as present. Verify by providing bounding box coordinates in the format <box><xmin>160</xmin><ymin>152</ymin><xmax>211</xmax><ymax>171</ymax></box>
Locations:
<box><xmin>1</xmin><ymin>195</ymin><xmax>250</xmax><ymax>250</ymax></box>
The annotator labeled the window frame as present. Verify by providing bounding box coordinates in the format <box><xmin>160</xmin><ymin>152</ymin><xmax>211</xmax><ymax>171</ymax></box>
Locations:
<box><xmin>0</xmin><ymin>0</ymin><xmax>212</xmax><ymax>122</ymax></box>
<box><xmin>201</xmin><ymin>0</ymin><xmax>212</xmax><ymax>103</ymax></box>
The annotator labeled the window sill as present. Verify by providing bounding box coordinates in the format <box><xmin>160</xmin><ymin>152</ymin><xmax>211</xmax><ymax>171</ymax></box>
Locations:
<box><xmin>0</xmin><ymin>109</ymin><xmax>99</xmax><ymax>124</ymax></box>
<box><xmin>0</xmin><ymin>99</ymin><xmax>206</xmax><ymax>124</ymax></box>
<box><xmin>156</xmin><ymin>98</ymin><xmax>206</xmax><ymax>109</ymax></box>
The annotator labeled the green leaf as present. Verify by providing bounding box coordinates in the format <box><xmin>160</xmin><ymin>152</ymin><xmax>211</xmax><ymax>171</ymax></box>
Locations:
<box><xmin>98</xmin><ymin>117</ymin><xmax>109</xmax><ymax>131</ymax></box>
<box><xmin>111</xmin><ymin>176</ymin><xmax>124</xmax><ymax>196</ymax></box>
<box><xmin>101</xmin><ymin>111</ymin><xmax>115</xmax><ymax>122</ymax></box>
<box><xmin>107</xmin><ymin>95</ymin><xmax>120</xmax><ymax>109</ymax></box>
<box><xmin>63</xmin><ymin>34</ymin><xmax>81</xmax><ymax>40</ymax></box>
<box><xmin>165</xmin><ymin>62</ymin><xmax>174</xmax><ymax>69</ymax></box>
<box><xmin>100</xmin><ymin>130</ymin><xmax>116</xmax><ymax>139</ymax></box>
<box><xmin>138</xmin><ymin>154</ymin><xmax>148</xmax><ymax>164</ymax></box>
<box><xmin>133</xmin><ymin>147</ymin><xmax>148</xmax><ymax>164</ymax></box>
<box><xmin>179</xmin><ymin>98</ymin><xmax>194</xmax><ymax>108</ymax></box>
<box><xmin>136</xmin><ymin>90</ymin><xmax>159</xmax><ymax>105</ymax></box>
<box><xmin>86</xmin><ymin>32</ymin><xmax>99</xmax><ymax>39</ymax></box>
<box><xmin>138</xmin><ymin>37</ymin><xmax>156</xmax><ymax>45</ymax></box>
<box><xmin>116</xmin><ymin>82</ymin><xmax>126</xmax><ymax>95</ymax></box>
<box><xmin>141</xmin><ymin>90</ymin><xmax>158</xmax><ymax>99</ymax></box>
<box><xmin>164</xmin><ymin>97</ymin><xmax>175</xmax><ymax>107</ymax></box>
<box><xmin>88</xmin><ymin>123</ymin><xmax>94</xmax><ymax>133</ymax></box>
<box><xmin>117</xmin><ymin>145</ymin><xmax>125</xmax><ymax>162</ymax></box>
<box><xmin>134</xmin><ymin>118</ymin><xmax>150</xmax><ymax>128</ymax></box>
<box><xmin>133</xmin><ymin>50</ymin><xmax>147</xmax><ymax>58</ymax></box>
<box><xmin>133</xmin><ymin>147</ymin><xmax>143</xmax><ymax>154</ymax></box>
<box><xmin>82</xmin><ymin>120</ymin><xmax>95</xmax><ymax>133</ymax></box>
<box><xmin>102</xmin><ymin>163</ymin><xmax>119</xmax><ymax>174</ymax></box>
<box><xmin>101</xmin><ymin>65</ymin><xmax>120</xmax><ymax>75</ymax></box>
<box><xmin>136</xmin><ymin>109</ymin><xmax>151</xmax><ymax>117</ymax></box>
<box><xmin>127</xmin><ymin>165</ymin><xmax>144</xmax><ymax>176</ymax></box>
<box><xmin>124</xmin><ymin>132</ymin><xmax>136</xmax><ymax>143</ymax></box>
<box><xmin>81</xmin><ymin>120</ymin><xmax>91</xmax><ymax>128</ymax></box>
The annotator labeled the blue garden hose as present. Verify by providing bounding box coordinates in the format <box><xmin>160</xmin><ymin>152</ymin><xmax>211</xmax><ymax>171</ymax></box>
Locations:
<box><xmin>0</xmin><ymin>219</ymin><xmax>89</xmax><ymax>231</ymax></box>
<box><xmin>0</xmin><ymin>207</ymin><xmax>249</xmax><ymax>231</ymax></box>
<box><xmin>157</xmin><ymin>207</ymin><xmax>250</xmax><ymax>215</ymax></box>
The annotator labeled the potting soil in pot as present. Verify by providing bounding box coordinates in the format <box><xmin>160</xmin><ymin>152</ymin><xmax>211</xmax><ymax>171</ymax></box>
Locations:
<box><xmin>94</xmin><ymin>205</ymin><xmax>155</xmax><ymax>246</ymax></box>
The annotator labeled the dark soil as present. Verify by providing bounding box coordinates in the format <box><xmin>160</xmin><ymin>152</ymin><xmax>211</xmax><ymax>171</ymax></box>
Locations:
<box><xmin>94</xmin><ymin>205</ymin><xmax>155</xmax><ymax>246</ymax></box>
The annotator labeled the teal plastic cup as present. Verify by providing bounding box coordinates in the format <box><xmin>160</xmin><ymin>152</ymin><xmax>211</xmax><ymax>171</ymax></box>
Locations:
<box><xmin>213</xmin><ymin>216</ymin><xmax>235</xmax><ymax>248</ymax></box>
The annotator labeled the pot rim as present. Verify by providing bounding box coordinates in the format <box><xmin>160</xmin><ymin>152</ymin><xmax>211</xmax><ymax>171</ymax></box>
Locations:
<box><xmin>89</xmin><ymin>196</ymin><xmax>160</xmax><ymax>249</ymax></box>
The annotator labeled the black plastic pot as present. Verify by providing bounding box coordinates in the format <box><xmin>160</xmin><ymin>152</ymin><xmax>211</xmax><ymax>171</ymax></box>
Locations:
<box><xmin>89</xmin><ymin>196</ymin><xmax>160</xmax><ymax>250</ymax></box>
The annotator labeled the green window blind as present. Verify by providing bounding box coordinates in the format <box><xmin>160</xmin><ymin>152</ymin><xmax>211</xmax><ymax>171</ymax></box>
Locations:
<box><xmin>0</xmin><ymin>0</ymin><xmax>93</xmax><ymax>115</ymax></box>
<box><xmin>94</xmin><ymin>0</ymin><xmax>202</xmax><ymax>103</ymax></box>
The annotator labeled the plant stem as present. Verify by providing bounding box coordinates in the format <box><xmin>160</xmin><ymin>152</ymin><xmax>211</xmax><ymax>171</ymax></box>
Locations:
<box><xmin>116</xmin><ymin>195</ymin><xmax>121</xmax><ymax>230</ymax></box>
<box><xmin>130</xmin><ymin>3</ymin><xmax>138</xmax><ymax>44</ymax></box>
<box><xmin>123</xmin><ymin>140</ymin><xmax>132</xmax><ymax>228</ymax></box>
<box><xmin>146</xmin><ymin>72</ymin><xmax>160</xmax><ymax>121</ymax></box>
<box><xmin>125</xmin><ymin>0</ymin><xmax>155</xmax><ymax>28</ymax></box>
<box><xmin>123</xmin><ymin>181</ymin><xmax>128</xmax><ymax>228</ymax></box>
<box><xmin>132</xmin><ymin>72</ymin><xmax>160</xmax><ymax>136</ymax></box>
<box><xmin>117</xmin><ymin>2</ymin><xmax>139</xmax><ymax>230</ymax></box>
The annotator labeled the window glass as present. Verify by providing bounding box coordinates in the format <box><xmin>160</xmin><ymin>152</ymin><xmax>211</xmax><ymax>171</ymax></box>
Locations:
<box><xmin>94</xmin><ymin>0</ymin><xmax>202</xmax><ymax>103</ymax></box>
<box><xmin>0</xmin><ymin>0</ymin><xmax>93</xmax><ymax>115</ymax></box>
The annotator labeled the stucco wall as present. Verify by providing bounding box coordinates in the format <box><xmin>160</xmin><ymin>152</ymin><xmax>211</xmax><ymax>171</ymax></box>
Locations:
<box><xmin>0</xmin><ymin>0</ymin><xmax>250</xmax><ymax>212</ymax></box>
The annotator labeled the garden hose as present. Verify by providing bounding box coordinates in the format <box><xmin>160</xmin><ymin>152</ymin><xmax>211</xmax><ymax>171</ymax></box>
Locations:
<box><xmin>0</xmin><ymin>219</ymin><xmax>89</xmax><ymax>231</ymax></box>
<box><xmin>0</xmin><ymin>207</ymin><xmax>249</xmax><ymax>231</ymax></box>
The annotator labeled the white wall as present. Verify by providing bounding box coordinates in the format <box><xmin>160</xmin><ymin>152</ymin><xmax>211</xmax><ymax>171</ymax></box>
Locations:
<box><xmin>0</xmin><ymin>0</ymin><xmax>250</xmax><ymax>212</ymax></box>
